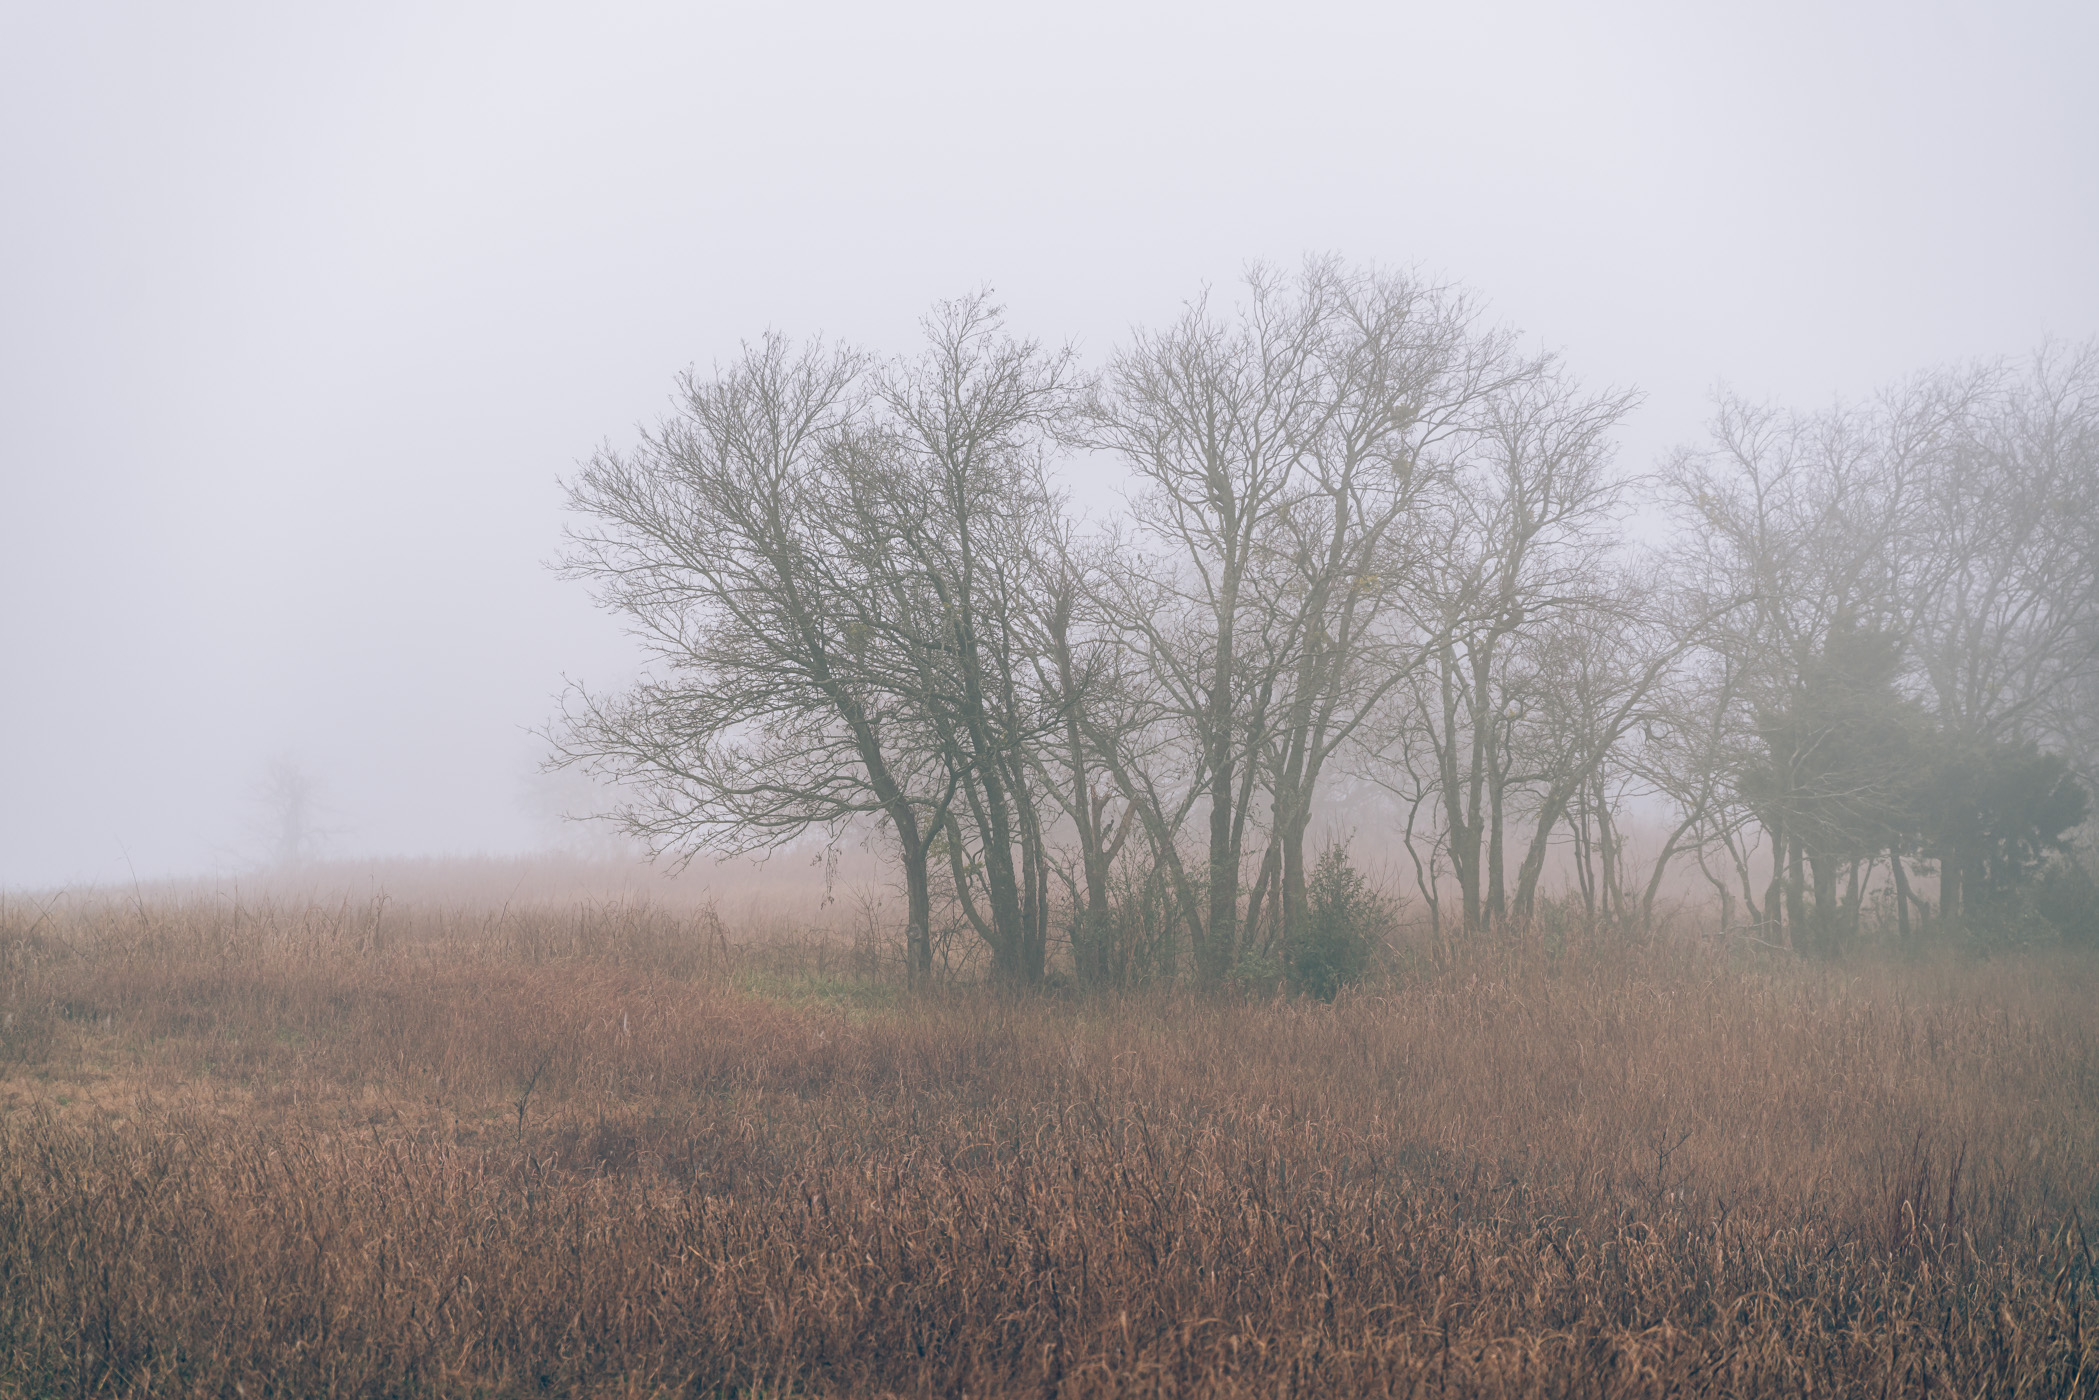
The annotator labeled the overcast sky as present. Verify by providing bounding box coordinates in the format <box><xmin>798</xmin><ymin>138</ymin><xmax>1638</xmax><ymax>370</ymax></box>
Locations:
<box><xmin>3</xmin><ymin>0</ymin><xmax>2095</xmax><ymax>889</ymax></box>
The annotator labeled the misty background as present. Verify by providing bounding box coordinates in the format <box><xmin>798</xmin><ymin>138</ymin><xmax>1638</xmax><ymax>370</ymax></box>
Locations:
<box><xmin>3</xmin><ymin>1</ymin><xmax>2095</xmax><ymax>889</ymax></box>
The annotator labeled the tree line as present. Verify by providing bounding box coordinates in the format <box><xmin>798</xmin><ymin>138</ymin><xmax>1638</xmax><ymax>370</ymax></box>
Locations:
<box><xmin>552</xmin><ymin>259</ymin><xmax>2099</xmax><ymax>985</ymax></box>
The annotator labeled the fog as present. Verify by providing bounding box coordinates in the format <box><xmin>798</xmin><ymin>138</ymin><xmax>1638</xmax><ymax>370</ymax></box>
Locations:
<box><xmin>3</xmin><ymin>0</ymin><xmax>2095</xmax><ymax>890</ymax></box>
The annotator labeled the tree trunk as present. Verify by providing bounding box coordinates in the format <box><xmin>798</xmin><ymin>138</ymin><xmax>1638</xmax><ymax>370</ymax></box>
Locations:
<box><xmin>1486</xmin><ymin>764</ymin><xmax>1507</xmax><ymax>927</ymax></box>
<box><xmin>1243</xmin><ymin>841</ymin><xmax>1281</xmax><ymax>961</ymax></box>
<box><xmin>1447</xmin><ymin>646</ymin><xmax>1492</xmax><ymax>932</ymax></box>
<box><xmin>900</xmin><ymin>831</ymin><xmax>934</xmax><ymax>984</ymax></box>
<box><xmin>971</xmin><ymin>775</ymin><xmax>1030</xmax><ymax>980</ymax></box>
<box><xmin>1785</xmin><ymin>840</ymin><xmax>1808</xmax><ymax>949</ymax></box>
<box><xmin>1844</xmin><ymin>858</ymin><xmax>1862</xmax><ymax>946</ymax></box>
<box><xmin>1271</xmin><ymin>797</ymin><xmax>1319</xmax><ymax>950</ymax></box>
<box><xmin>1448</xmin><ymin>808</ymin><xmax>1483</xmax><ymax>931</ymax></box>
<box><xmin>1013</xmin><ymin>771</ymin><xmax>1048</xmax><ymax>984</ymax></box>
<box><xmin>1639</xmin><ymin>805</ymin><xmax>1706</xmax><ymax>927</ymax></box>
<box><xmin>1807</xmin><ymin>851</ymin><xmax>1838</xmax><ymax>959</ymax></box>
<box><xmin>1889</xmin><ymin>847</ymin><xmax>1912</xmax><ymax>944</ymax></box>
<box><xmin>1596</xmin><ymin>788</ymin><xmax>1623</xmax><ymax>923</ymax></box>
<box><xmin>1940</xmin><ymin>845</ymin><xmax>1964</xmax><ymax>925</ymax></box>
<box><xmin>1204</xmin><ymin>754</ymin><xmax>1239</xmax><ymax>985</ymax></box>
<box><xmin>1762</xmin><ymin>819</ymin><xmax>1786</xmax><ymax>941</ymax></box>
<box><xmin>1512</xmin><ymin>788</ymin><xmax>1575</xmax><ymax>922</ymax></box>
<box><xmin>1049</xmin><ymin>607</ymin><xmax>1118</xmax><ymax>987</ymax></box>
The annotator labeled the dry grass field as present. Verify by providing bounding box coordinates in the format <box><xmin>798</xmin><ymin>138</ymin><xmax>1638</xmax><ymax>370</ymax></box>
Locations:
<box><xmin>1</xmin><ymin>893</ymin><xmax>2096</xmax><ymax>1397</ymax></box>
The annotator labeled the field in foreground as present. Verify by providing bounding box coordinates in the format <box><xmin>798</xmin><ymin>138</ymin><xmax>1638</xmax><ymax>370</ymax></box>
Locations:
<box><xmin>1</xmin><ymin>897</ymin><xmax>2096</xmax><ymax>1397</ymax></box>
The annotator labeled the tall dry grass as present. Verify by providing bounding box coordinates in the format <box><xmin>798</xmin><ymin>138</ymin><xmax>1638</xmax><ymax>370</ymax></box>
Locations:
<box><xmin>1</xmin><ymin>893</ymin><xmax>2095</xmax><ymax>1396</ymax></box>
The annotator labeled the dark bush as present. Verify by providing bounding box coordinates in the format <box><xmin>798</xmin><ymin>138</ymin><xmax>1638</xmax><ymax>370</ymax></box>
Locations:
<box><xmin>1287</xmin><ymin>843</ymin><xmax>1393</xmax><ymax>1000</ymax></box>
<box><xmin>2034</xmin><ymin>856</ymin><xmax>2099</xmax><ymax>948</ymax></box>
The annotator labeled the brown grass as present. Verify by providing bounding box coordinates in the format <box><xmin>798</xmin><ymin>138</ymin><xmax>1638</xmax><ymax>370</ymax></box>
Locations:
<box><xmin>1</xmin><ymin>893</ymin><xmax>2096</xmax><ymax>1396</ymax></box>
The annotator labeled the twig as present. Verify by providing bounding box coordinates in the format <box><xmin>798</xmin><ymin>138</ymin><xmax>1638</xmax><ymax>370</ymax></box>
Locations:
<box><xmin>515</xmin><ymin>1054</ymin><xmax>551</xmax><ymax>1146</ymax></box>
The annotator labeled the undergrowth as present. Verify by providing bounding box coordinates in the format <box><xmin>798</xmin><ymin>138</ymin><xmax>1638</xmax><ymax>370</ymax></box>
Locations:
<box><xmin>0</xmin><ymin>894</ymin><xmax>2094</xmax><ymax>1396</ymax></box>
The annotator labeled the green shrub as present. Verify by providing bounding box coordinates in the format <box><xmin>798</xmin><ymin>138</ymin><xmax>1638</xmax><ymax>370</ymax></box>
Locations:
<box><xmin>2034</xmin><ymin>856</ymin><xmax>2099</xmax><ymax>948</ymax></box>
<box><xmin>1230</xmin><ymin>946</ymin><xmax>1285</xmax><ymax>995</ymax></box>
<box><xmin>1287</xmin><ymin>844</ymin><xmax>1394</xmax><ymax>1001</ymax></box>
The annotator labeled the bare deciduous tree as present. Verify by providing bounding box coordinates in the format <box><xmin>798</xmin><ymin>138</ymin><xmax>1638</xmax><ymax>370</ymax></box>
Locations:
<box><xmin>834</xmin><ymin>295</ymin><xmax>1079</xmax><ymax>984</ymax></box>
<box><xmin>553</xmin><ymin>335</ymin><xmax>953</xmax><ymax>978</ymax></box>
<box><xmin>251</xmin><ymin>755</ymin><xmax>332</xmax><ymax>868</ymax></box>
<box><xmin>1402</xmin><ymin>365</ymin><xmax>1637</xmax><ymax>930</ymax></box>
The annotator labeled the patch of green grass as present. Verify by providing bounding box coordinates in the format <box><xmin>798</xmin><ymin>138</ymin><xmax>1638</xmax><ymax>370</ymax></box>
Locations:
<box><xmin>731</xmin><ymin>970</ymin><xmax>901</xmax><ymax>1017</ymax></box>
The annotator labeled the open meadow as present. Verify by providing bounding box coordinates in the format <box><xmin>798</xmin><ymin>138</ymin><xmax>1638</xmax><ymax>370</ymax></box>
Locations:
<box><xmin>1</xmin><ymin>893</ymin><xmax>2096</xmax><ymax>1397</ymax></box>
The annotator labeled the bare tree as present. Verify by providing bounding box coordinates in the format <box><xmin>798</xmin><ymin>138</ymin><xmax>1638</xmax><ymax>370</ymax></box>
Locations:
<box><xmin>1252</xmin><ymin>264</ymin><xmax>1521</xmax><ymax>955</ymax></box>
<box><xmin>1031</xmin><ymin>533</ymin><xmax>1142</xmax><ymax>984</ymax></box>
<box><xmin>552</xmin><ymin>334</ymin><xmax>953</xmax><ymax>979</ymax></box>
<box><xmin>1629</xmin><ymin>632</ymin><xmax>1760</xmax><ymax>927</ymax></box>
<box><xmin>832</xmin><ymin>295</ymin><xmax>1078</xmax><ymax>984</ymax></box>
<box><xmin>1086</xmin><ymin>265</ymin><xmax>1333</xmax><ymax>984</ymax></box>
<box><xmin>1665</xmin><ymin>387</ymin><xmax>1942</xmax><ymax>954</ymax></box>
<box><xmin>1500</xmin><ymin>571</ymin><xmax>1693</xmax><ymax>923</ymax></box>
<box><xmin>251</xmin><ymin>755</ymin><xmax>331</xmax><ymax>868</ymax></box>
<box><xmin>1402</xmin><ymin>365</ymin><xmax>1638</xmax><ymax>930</ymax></box>
<box><xmin>1907</xmin><ymin>344</ymin><xmax>2099</xmax><ymax>915</ymax></box>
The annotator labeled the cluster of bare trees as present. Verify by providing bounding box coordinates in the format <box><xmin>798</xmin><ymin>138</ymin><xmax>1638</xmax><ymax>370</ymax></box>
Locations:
<box><xmin>554</xmin><ymin>261</ymin><xmax>2099</xmax><ymax>982</ymax></box>
<box><xmin>1652</xmin><ymin>344</ymin><xmax>2099</xmax><ymax>955</ymax></box>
